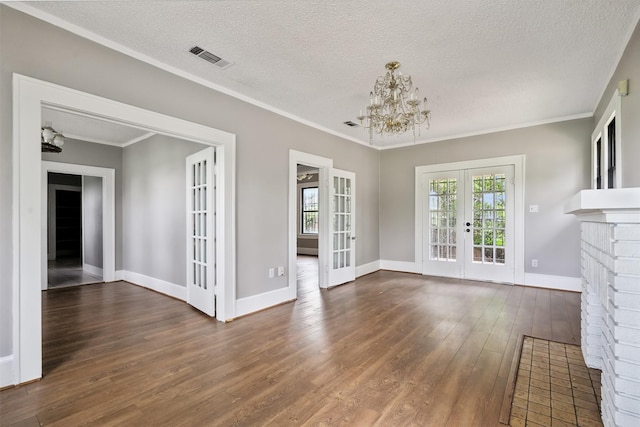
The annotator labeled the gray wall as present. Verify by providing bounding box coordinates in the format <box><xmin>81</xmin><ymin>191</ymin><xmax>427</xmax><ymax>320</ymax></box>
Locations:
<box><xmin>0</xmin><ymin>1</ymin><xmax>382</xmax><ymax>361</ymax></box>
<box><xmin>82</xmin><ymin>176</ymin><xmax>103</xmax><ymax>269</ymax></box>
<box><xmin>380</xmin><ymin>118</ymin><xmax>592</xmax><ymax>278</ymax></box>
<box><xmin>123</xmin><ymin>134</ymin><xmax>207</xmax><ymax>286</ymax></box>
<box><xmin>42</xmin><ymin>138</ymin><xmax>124</xmax><ymax>269</ymax></box>
<box><xmin>593</xmin><ymin>20</ymin><xmax>640</xmax><ymax>188</ymax></box>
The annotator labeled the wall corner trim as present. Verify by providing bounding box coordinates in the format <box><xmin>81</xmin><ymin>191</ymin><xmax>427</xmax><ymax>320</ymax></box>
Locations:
<box><xmin>356</xmin><ymin>260</ymin><xmax>380</xmax><ymax>277</ymax></box>
<box><xmin>236</xmin><ymin>287</ymin><xmax>292</xmax><ymax>318</ymax></box>
<box><xmin>522</xmin><ymin>273</ymin><xmax>582</xmax><ymax>292</ymax></box>
<box><xmin>123</xmin><ymin>271</ymin><xmax>187</xmax><ymax>301</ymax></box>
<box><xmin>379</xmin><ymin>260</ymin><xmax>419</xmax><ymax>274</ymax></box>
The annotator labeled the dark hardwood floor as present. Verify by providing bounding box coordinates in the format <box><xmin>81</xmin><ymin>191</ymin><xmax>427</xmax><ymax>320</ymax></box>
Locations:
<box><xmin>0</xmin><ymin>262</ymin><xmax>581</xmax><ymax>426</ymax></box>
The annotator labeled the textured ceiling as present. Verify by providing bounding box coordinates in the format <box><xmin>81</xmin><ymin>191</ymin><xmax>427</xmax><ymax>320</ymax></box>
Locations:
<box><xmin>20</xmin><ymin>1</ymin><xmax>640</xmax><ymax>148</ymax></box>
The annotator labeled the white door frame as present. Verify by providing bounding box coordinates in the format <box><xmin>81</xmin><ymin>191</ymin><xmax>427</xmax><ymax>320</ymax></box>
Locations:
<box><xmin>288</xmin><ymin>150</ymin><xmax>333</xmax><ymax>297</ymax></box>
<box><xmin>42</xmin><ymin>163</ymin><xmax>115</xmax><ymax>290</ymax></box>
<box><xmin>11</xmin><ymin>74</ymin><xmax>236</xmax><ymax>386</ymax></box>
<box><xmin>414</xmin><ymin>155</ymin><xmax>525</xmax><ymax>284</ymax></box>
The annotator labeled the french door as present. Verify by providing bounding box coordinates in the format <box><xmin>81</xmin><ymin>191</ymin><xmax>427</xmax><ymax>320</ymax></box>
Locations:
<box><xmin>328</xmin><ymin>168</ymin><xmax>356</xmax><ymax>287</ymax></box>
<box><xmin>422</xmin><ymin>165</ymin><xmax>515</xmax><ymax>283</ymax></box>
<box><xmin>186</xmin><ymin>147</ymin><xmax>216</xmax><ymax>316</ymax></box>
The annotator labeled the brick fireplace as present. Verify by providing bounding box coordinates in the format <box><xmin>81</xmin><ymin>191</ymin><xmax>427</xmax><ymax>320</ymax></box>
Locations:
<box><xmin>566</xmin><ymin>188</ymin><xmax>640</xmax><ymax>426</ymax></box>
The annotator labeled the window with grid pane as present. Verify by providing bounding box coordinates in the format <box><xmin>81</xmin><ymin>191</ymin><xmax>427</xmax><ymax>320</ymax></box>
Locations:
<box><xmin>429</xmin><ymin>178</ymin><xmax>457</xmax><ymax>261</ymax></box>
<box><xmin>471</xmin><ymin>173</ymin><xmax>506</xmax><ymax>265</ymax></box>
<box><xmin>301</xmin><ymin>187</ymin><xmax>318</xmax><ymax>234</ymax></box>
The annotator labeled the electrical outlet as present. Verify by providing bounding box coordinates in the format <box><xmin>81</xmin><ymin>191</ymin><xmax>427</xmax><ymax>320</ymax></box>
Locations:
<box><xmin>529</xmin><ymin>205</ymin><xmax>539</xmax><ymax>213</ymax></box>
<box><xmin>268</xmin><ymin>268</ymin><xmax>275</xmax><ymax>278</ymax></box>
<box><xmin>531</xmin><ymin>259</ymin><xmax>538</xmax><ymax>268</ymax></box>
<box><xmin>277</xmin><ymin>266</ymin><xmax>285</xmax><ymax>277</ymax></box>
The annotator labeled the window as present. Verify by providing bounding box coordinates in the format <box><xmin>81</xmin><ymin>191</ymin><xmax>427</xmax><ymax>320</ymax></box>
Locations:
<box><xmin>592</xmin><ymin>91</ymin><xmax>621</xmax><ymax>189</ymax></box>
<box><xmin>301</xmin><ymin>187</ymin><xmax>318</xmax><ymax>234</ymax></box>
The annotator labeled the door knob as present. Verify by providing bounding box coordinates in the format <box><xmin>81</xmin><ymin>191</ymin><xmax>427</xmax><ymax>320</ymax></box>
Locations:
<box><xmin>466</xmin><ymin>222</ymin><xmax>471</xmax><ymax>226</ymax></box>
<box><xmin>351</xmin><ymin>236</ymin><xmax>357</xmax><ymax>240</ymax></box>
<box><xmin>466</xmin><ymin>228</ymin><xmax>470</xmax><ymax>232</ymax></box>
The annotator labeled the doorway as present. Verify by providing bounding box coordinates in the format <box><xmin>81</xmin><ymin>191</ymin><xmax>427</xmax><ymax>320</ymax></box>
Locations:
<box><xmin>47</xmin><ymin>172</ymin><xmax>104</xmax><ymax>288</ymax></box>
<box><xmin>415</xmin><ymin>156</ymin><xmax>525</xmax><ymax>284</ymax></box>
<box><xmin>296</xmin><ymin>165</ymin><xmax>320</xmax><ymax>294</ymax></box>
<box><xmin>12</xmin><ymin>74</ymin><xmax>236</xmax><ymax>386</ymax></box>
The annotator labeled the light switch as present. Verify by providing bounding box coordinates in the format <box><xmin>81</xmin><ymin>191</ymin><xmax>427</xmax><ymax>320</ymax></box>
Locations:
<box><xmin>529</xmin><ymin>205</ymin><xmax>539</xmax><ymax>213</ymax></box>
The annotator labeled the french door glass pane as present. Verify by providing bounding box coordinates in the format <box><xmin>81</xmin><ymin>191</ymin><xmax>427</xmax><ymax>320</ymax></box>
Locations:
<box><xmin>428</xmin><ymin>178</ymin><xmax>457</xmax><ymax>261</ymax></box>
<box><xmin>471</xmin><ymin>173</ymin><xmax>506</xmax><ymax>265</ymax></box>
<box><xmin>332</xmin><ymin>176</ymin><xmax>352</xmax><ymax>269</ymax></box>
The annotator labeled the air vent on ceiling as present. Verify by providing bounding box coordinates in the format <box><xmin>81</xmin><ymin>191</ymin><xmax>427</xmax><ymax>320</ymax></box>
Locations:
<box><xmin>189</xmin><ymin>46</ymin><xmax>233</xmax><ymax>70</ymax></box>
<box><xmin>343</xmin><ymin>121</ymin><xmax>360</xmax><ymax>127</ymax></box>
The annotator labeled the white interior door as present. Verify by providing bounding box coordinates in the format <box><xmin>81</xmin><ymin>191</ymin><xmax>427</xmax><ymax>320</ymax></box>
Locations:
<box><xmin>422</xmin><ymin>170</ymin><xmax>464</xmax><ymax>278</ymax></box>
<box><xmin>328</xmin><ymin>168</ymin><xmax>356</xmax><ymax>287</ymax></box>
<box><xmin>422</xmin><ymin>165</ymin><xmax>515</xmax><ymax>283</ymax></box>
<box><xmin>186</xmin><ymin>147</ymin><xmax>216</xmax><ymax>316</ymax></box>
<box><xmin>463</xmin><ymin>166</ymin><xmax>514</xmax><ymax>283</ymax></box>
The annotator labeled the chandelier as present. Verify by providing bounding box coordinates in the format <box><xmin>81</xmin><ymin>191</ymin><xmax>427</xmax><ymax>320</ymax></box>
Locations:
<box><xmin>41</xmin><ymin>122</ymin><xmax>65</xmax><ymax>153</ymax></box>
<box><xmin>357</xmin><ymin>61</ymin><xmax>430</xmax><ymax>144</ymax></box>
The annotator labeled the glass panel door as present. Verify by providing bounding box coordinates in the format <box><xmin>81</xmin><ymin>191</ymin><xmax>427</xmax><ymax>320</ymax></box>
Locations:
<box><xmin>329</xmin><ymin>168</ymin><xmax>356</xmax><ymax>287</ymax></box>
<box><xmin>422</xmin><ymin>165</ymin><xmax>515</xmax><ymax>283</ymax></box>
<box><xmin>464</xmin><ymin>166</ymin><xmax>514</xmax><ymax>283</ymax></box>
<box><xmin>422</xmin><ymin>170</ymin><xmax>463</xmax><ymax>278</ymax></box>
<box><xmin>186</xmin><ymin>147</ymin><xmax>216</xmax><ymax>316</ymax></box>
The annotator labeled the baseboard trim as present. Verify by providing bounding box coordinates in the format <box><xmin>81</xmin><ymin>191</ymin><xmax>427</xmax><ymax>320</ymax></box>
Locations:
<box><xmin>236</xmin><ymin>287</ymin><xmax>292</xmax><ymax>318</ymax></box>
<box><xmin>114</xmin><ymin>270</ymin><xmax>125</xmax><ymax>281</ymax></box>
<box><xmin>380</xmin><ymin>260</ymin><xmax>418</xmax><ymax>274</ymax></box>
<box><xmin>83</xmin><ymin>263</ymin><xmax>103</xmax><ymax>277</ymax></box>
<box><xmin>0</xmin><ymin>355</ymin><xmax>15</xmax><ymax>388</ymax></box>
<box><xmin>356</xmin><ymin>260</ymin><xmax>380</xmax><ymax>277</ymax></box>
<box><xmin>522</xmin><ymin>273</ymin><xmax>582</xmax><ymax>292</ymax></box>
<box><xmin>296</xmin><ymin>248</ymin><xmax>318</xmax><ymax>256</ymax></box>
<box><xmin>123</xmin><ymin>271</ymin><xmax>186</xmax><ymax>301</ymax></box>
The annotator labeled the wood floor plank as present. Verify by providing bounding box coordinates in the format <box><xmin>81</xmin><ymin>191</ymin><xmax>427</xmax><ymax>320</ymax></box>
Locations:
<box><xmin>0</xmin><ymin>263</ymin><xmax>582</xmax><ymax>426</ymax></box>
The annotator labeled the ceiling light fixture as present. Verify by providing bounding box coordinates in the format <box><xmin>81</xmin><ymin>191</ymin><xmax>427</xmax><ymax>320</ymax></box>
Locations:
<box><xmin>357</xmin><ymin>61</ymin><xmax>430</xmax><ymax>144</ymax></box>
<box><xmin>41</xmin><ymin>122</ymin><xmax>65</xmax><ymax>153</ymax></box>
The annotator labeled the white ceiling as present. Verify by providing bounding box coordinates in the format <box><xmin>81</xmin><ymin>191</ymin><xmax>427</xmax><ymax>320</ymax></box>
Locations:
<box><xmin>21</xmin><ymin>1</ymin><xmax>640</xmax><ymax>148</ymax></box>
<box><xmin>42</xmin><ymin>106</ymin><xmax>153</xmax><ymax>146</ymax></box>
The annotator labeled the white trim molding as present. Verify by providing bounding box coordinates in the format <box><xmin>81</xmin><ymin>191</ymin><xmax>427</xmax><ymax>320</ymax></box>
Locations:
<box><xmin>522</xmin><ymin>273</ymin><xmax>582</xmax><ymax>292</ymax></box>
<box><xmin>356</xmin><ymin>260</ymin><xmax>381</xmax><ymax>277</ymax></box>
<box><xmin>380</xmin><ymin>260</ymin><xmax>419</xmax><ymax>274</ymax></box>
<box><xmin>235</xmin><ymin>287</ymin><xmax>293</xmax><ymax>319</ymax></box>
<box><xmin>123</xmin><ymin>271</ymin><xmax>187</xmax><ymax>301</ymax></box>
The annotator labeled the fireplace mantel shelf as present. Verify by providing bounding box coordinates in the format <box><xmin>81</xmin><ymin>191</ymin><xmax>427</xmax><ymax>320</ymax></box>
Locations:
<box><xmin>565</xmin><ymin>188</ymin><xmax>640</xmax><ymax>223</ymax></box>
